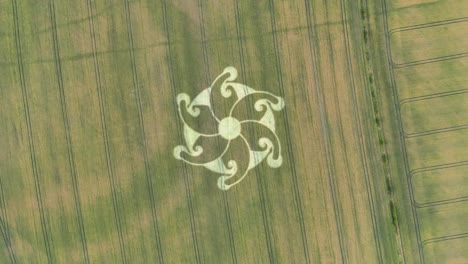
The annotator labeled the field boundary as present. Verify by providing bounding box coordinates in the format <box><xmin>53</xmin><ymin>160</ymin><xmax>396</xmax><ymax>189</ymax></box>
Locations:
<box><xmin>380</xmin><ymin>0</ymin><xmax>425</xmax><ymax>262</ymax></box>
<box><xmin>341</xmin><ymin>0</ymin><xmax>385</xmax><ymax>261</ymax></box>
<box><xmin>382</xmin><ymin>0</ymin><xmax>468</xmax><ymax>262</ymax></box>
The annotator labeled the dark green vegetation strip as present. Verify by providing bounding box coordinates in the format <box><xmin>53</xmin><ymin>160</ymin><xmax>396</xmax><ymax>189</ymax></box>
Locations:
<box><xmin>340</xmin><ymin>0</ymin><xmax>384</xmax><ymax>261</ymax></box>
<box><xmin>360</xmin><ymin>1</ymin><xmax>404</xmax><ymax>261</ymax></box>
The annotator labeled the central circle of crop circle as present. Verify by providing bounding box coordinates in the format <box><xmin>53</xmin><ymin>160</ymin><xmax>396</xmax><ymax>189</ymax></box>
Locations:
<box><xmin>218</xmin><ymin>117</ymin><xmax>241</xmax><ymax>140</ymax></box>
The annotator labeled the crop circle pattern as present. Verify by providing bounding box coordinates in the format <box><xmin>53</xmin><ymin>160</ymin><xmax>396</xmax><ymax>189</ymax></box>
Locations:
<box><xmin>173</xmin><ymin>67</ymin><xmax>285</xmax><ymax>190</ymax></box>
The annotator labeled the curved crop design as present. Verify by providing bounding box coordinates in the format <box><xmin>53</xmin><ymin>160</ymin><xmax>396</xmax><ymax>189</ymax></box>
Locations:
<box><xmin>173</xmin><ymin>67</ymin><xmax>285</xmax><ymax>190</ymax></box>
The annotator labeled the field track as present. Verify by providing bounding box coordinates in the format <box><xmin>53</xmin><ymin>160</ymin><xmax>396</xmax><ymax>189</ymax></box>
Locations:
<box><xmin>12</xmin><ymin>0</ymin><xmax>53</xmax><ymax>261</ymax></box>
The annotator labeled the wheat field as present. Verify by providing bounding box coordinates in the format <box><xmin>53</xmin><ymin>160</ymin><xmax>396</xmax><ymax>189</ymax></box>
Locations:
<box><xmin>1</xmin><ymin>0</ymin><xmax>466</xmax><ymax>263</ymax></box>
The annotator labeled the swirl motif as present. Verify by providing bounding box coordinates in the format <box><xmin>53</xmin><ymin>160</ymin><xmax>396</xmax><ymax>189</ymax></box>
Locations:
<box><xmin>173</xmin><ymin>66</ymin><xmax>285</xmax><ymax>190</ymax></box>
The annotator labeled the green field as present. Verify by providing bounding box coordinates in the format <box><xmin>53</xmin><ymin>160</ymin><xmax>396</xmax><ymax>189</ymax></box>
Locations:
<box><xmin>390</xmin><ymin>20</ymin><xmax>468</xmax><ymax>65</ymax></box>
<box><xmin>370</xmin><ymin>0</ymin><xmax>468</xmax><ymax>263</ymax></box>
<box><xmin>395</xmin><ymin>57</ymin><xmax>468</xmax><ymax>100</ymax></box>
<box><xmin>0</xmin><ymin>0</ymin><xmax>466</xmax><ymax>263</ymax></box>
<box><xmin>401</xmin><ymin>92</ymin><xmax>468</xmax><ymax>135</ymax></box>
<box><xmin>412</xmin><ymin>165</ymin><xmax>468</xmax><ymax>205</ymax></box>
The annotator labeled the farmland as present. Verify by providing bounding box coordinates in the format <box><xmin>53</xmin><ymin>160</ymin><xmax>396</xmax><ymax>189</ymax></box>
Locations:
<box><xmin>0</xmin><ymin>0</ymin><xmax>465</xmax><ymax>263</ymax></box>
<box><xmin>369</xmin><ymin>0</ymin><xmax>468</xmax><ymax>263</ymax></box>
